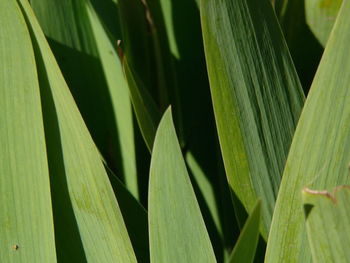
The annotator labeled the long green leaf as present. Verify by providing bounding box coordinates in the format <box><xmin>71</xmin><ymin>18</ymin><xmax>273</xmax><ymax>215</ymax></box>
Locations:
<box><xmin>30</xmin><ymin>0</ymin><xmax>137</xmax><ymax>198</ymax></box>
<box><xmin>123</xmin><ymin>57</ymin><xmax>161</xmax><ymax>151</ymax></box>
<box><xmin>149</xmin><ymin>108</ymin><xmax>216</xmax><ymax>263</ymax></box>
<box><xmin>228</xmin><ymin>200</ymin><xmax>261</xmax><ymax>263</ymax></box>
<box><xmin>305</xmin><ymin>0</ymin><xmax>342</xmax><ymax>46</ymax></box>
<box><xmin>19</xmin><ymin>0</ymin><xmax>137</xmax><ymax>261</ymax></box>
<box><xmin>0</xmin><ymin>1</ymin><xmax>56</xmax><ymax>262</ymax></box>
<box><xmin>302</xmin><ymin>186</ymin><xmax>350</xmax><ymax>263</ymax></box>
<box><xmin>266</xmin><ymin>1</ymin><xmax>350</xmax><ymax>261</ymax></box>
<box><xmin>200</xmin><ymin>0</ymin><xmax>304</xmax><ymax>238</ymax></box>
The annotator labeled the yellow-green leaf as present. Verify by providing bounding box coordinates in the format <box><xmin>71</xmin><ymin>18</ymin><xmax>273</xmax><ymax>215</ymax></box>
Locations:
<box><xmin>149</xmin><ymin>108</ymin><xmax>216</xmax><ymax>263</ymax></box>
<box><xmin>266</xmin><ymin>1</ymin><xmax>350</xmax><ymax>262</ymax></box>
<box><xmin>0</xmin><ymin>0</ymin><xmax>56</xmax><ymax>261</ymax></box>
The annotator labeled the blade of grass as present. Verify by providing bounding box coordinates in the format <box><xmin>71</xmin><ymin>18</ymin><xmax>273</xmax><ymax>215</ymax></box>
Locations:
<box><xmin>228</xmin><ymin>200</ymin><xmax>261</xmax><ymax>263</ymax></box>
<box><xmin>265</xmin><ymin>1</ymin><xmax>350</xmax><ymax>261</ymax></box>
<box><xmin>200</xmin><ymin>0</ymin><xmax>304</xmax><ymax>238</ymax></box>
<box><xmin>302</xmin><ymin>186</ymin><xmax>350</xmax><ymax>263</ymax></box>
<box><xmin>0</xmin><ymin>0</ymin><xmax>56</xmax><ymax>261</ymax></box>
<box><xmin>149</xmin><ymin>108</ymin><xmax>216</xmax><ymax>263</ymax></box>
<box><xmin>19</xmin><ymin>0</ymin><xmax>137</xmax><ymax>261</ymax></box>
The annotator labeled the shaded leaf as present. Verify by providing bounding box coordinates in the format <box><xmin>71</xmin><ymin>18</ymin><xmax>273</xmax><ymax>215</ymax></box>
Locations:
<box><xmin>229</xmin><ymin>200</ymin><xmax>261</xmax><ymax>263</ymax></box>
<box><xmin>123</xmin><ymin>57</ymin><xmax>161</xmax><ymax>151</ymax></box>
<box><xmin>200</xmin><ymin>0</ymin><xmax>304</xmax><ymax>238</ymax></box>
<box><xmin>19</xmin><ymin>0</ymin><xmax>137</xmax><ymax>261</ymax></box>
<box><xmin>30</xmin><ymin>0</ymin><xmax>137</xmax><ymax>197</ymax></box>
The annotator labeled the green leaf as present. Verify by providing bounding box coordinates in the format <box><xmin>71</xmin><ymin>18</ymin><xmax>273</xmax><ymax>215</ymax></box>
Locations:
<box><xmin>148</xmin><ymin>108</ymin><xmax>216</xmax><ymax>263</ymax></box>
<box><xmin>265</xmin><ymin>1</ymin><xmax>350</xmax><ymax>262</ymax></box>
<box><xmin>228</xmin><ymin>200</ymin><xmax>261</xmax><ymax>263</ymax></box>
<box><xmin>0</xmin><ymin>0</ymin><xmax>56</xmax><ymax>262</ymax></box>
<box><xmin>306</xmin><ymin>0</ymin><xmax>342</xmax><ymax>46</ymax></box>
<box><xmin>123</xmin><ymin>57</ymin><xmax>161</xmax><ymax>151</ymax></box>
<box><xmin>200</xmin><ymin>0</ymin><xmax>304</xmax><ymax>238</ymax></box>
<box><xmin>118</xmin><ymin>0</ymin><xmax>184</xmax><ymax>143</ymax></box>
<box><xmin>85</xmin><ymin>2</ymin><xmax>138</xmax><ymax>198</ymax></box>
<box><xmin>18</xmin><ymin>0</ymin><xmax>137</xmax><ymax>262</ymax></box>
<box><xmin>106</xmin><ymin>167</ymin><xmax>149</xmax><ymax>263</ymax></box>
<box><xmin>302</xmin><ymin>186</ymin><xmax>350</xmax><ymax>263</ymax></box>
<box><xmin>30</xmin><ymin>0</ymin><xmax>137</xmax><ymax>198</ymax></box>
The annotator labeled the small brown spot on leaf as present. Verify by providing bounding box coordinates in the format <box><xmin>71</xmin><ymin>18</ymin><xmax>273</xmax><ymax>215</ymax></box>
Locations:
<box><xmin>12</xmin><ymin>244</ymin><xmax>19</xmax><ymax>251</ymax></box>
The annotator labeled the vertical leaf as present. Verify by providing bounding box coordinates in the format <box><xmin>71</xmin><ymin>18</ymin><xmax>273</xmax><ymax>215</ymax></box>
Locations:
<box><xmin>149</xmin><ymin>108</ymin><xmax>216</xmax><ymax>263</ymax></box>
<box><xmin>19</xmin><ymin>0</ymin><xmax>137</xmax><ymax>261</ymax></box>
<box><xmin>0</xmin><ymin>0</ymin><xmax>56</xmax><ymax>262</ymax></box>
<box><xmin>30</xmin><ymin>0</ymin><xmax>138</xmax><ymax>198</ymax></box>
<box><xmin>200</xmin><ymin>0</ymin><xmax>304</xmax><ymax>238</ymax></box>
<box><xmin>303</xmin><ymin>186</ymin><xmax>350</xmax><ymax>263</ymax></box>
<box><xmin>266</xmin><ymin>0</ymin><xmax>350</xmax><ymax>261</ymax></box>
<box><xmin>228</xmin><ymin>200</ymin><xmax>261</xmax><ymax>263</ymax></box>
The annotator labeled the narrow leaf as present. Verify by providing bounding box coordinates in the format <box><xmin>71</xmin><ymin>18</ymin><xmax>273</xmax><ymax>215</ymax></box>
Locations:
<box><xmin>229</xmin><ymin>200</ymin><xmax>261</xmax><ymax>263</ymax></box>
<box><xmin>303</xmin><ymin>186</ymin><xmax>350</xmax><ymax>263</ymax></box>
<box><xmin>200</xmin><ymin>0</ymin><xmax>304</xmax><ymax>238</ymax></box>
<box><xmin>0</xmin><ymin>0</ymin><xmax>56</xmax><ymax>261</ymax></box>
<box><xmin>149</xmin><ymin>108</ymin><xmax>216</xmax><ymax>263</ymax></box>
<box><xmin>266</xmin><ymin>1</ymin><xmax>350</xmax><ymax>262</ymax></box>
<box><xmin>123</xmin><ymin>57</ymin><xmax>161</xmax><ymax>151</ymax></box>
<box><xmin>30</xmin><ymin>0</ymin><xmax>137</xmax><ymax>197</ymax></box>
<box><xmin>19</xmin><ymin>0</ymin><xmax>137</xmax><ymax>261</ymax></box>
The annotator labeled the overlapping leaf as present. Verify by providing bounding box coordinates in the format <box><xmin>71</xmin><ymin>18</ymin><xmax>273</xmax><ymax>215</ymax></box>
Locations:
<box><xmin>228</xmin><ymin>200</ymin><xmax>261</xmax><ymax>263</ymax></box>
<box><xmin>30</xmin><ymin>0</ymin><xmax>137</xmax><ymax>198</ymax></box>
<box><xmin>266</xmin><ymin>1</ymin><xmax>350</xmax><ymax>261</ymax></box>
<box><xmin>200</xmin><ymin>0</ymin><xmax>304</xmax><ymax>238</ymax></box>
<box><xmin>305</xmin><ymin>0</ymin><xmax>342</xmax><ymax>46</ymax></box>
<box><xmin>303</xmin><ymin>186</ymin><xmax>350</xmax><ymax>262</ymax></box>
<box><xmin>0</xmin><ymin>1</ymin><xmax>56</xmax><ymax>261</ymax></box>
<box><xmin>18</xmin><ymin>0</ymin><xmax>137</xmax><ymax>261</ymax></box>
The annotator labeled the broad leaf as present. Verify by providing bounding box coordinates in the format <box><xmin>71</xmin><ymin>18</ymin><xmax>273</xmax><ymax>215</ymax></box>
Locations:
<box><xmin>148</xmin><ymin>108</ymin><xmax>216</xmax><ymax>263</ymax></box>
<box><xmin>266</xmin><ymin>1</ymin><xmax>350</xmax><ymax>262</ymax></box>
<box><xmin>19</xmin><ymin>0</ymin><xmax>137</xmax><ymax>261</ymax></box>
<box><xmin>0</xmin><ymin>0</ymin><xmax>56</xmax><ymax>261</ymax></box>
<box><xmin>200</xmin><ymin>0</ymin><xmax>304</xmax><ymax>238</ymax></box>
<box><xmin>303</xmin><ymin>186</ymin><xmax>350</xmax><ymax>263</ymax></box>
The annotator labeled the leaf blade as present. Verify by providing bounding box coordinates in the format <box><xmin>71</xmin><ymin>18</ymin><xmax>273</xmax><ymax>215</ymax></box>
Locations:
<box><xmin>200</xmin><ymin>0</ymin><xmax>304</xmax><ymax>238</ymax></box>
<box><xmin>148</xmin><ymin>108</ymin><xmax>216</xmax><ymax>263</ymax></box>
<box><xmin>266</xmin><ymin>1</ymin><xmax>350</xmax><ymax>261</ymax></box>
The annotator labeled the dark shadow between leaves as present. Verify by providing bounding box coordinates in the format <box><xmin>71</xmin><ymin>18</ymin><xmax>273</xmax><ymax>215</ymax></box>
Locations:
<box><xmin>47</xmin><ymin>38</ymin><xmax>126</xmax><ymax>182</ymax></box>
<box><xmin>105</xmin><ymin>165</ymin><xmax>150</xmax><ymax>263</ymax></box>
<box><xmin>28</xmin><ymin>35</ymin><xmax>87</xmax><ymax>263</ymax></box>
